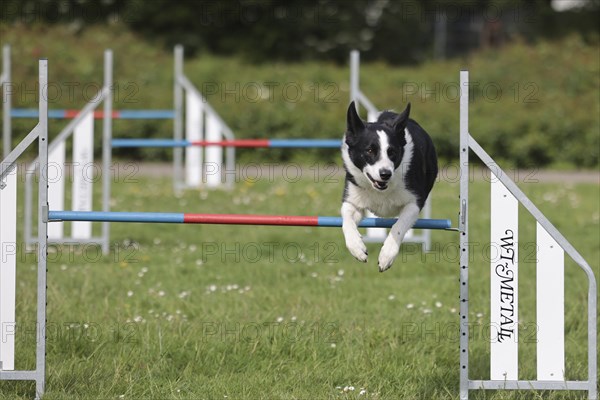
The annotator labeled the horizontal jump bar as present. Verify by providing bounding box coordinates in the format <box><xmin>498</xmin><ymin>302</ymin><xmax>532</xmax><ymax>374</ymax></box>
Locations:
<box><xmin>11</xmin><ymin>109</ymin><xmax>175</xmax><ymax>119</ymax></box>
<box><xmin>48</xmin><ymin>211</ymin><xmax>452</xmax><ymax>230</ymax></box>
<box><xmin>111</xmin><ymin>139</ymin><xmax>342</xmax><ymax>148</ymax></box>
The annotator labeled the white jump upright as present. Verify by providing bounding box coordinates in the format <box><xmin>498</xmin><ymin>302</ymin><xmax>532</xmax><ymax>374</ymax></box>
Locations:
<box><xmin>173</xmin><ymin>45</ymin><xmax>235</xmax><ymax>191</ymax></box>
<box><xmin>71</xmin><ymin>111</ymin><xmax>95</xmax><ymax>238</ymax></box>
<box><xmin>0</xmin><ymin>164</ymin><xmax>17</xmax><ymax>371</ymax></box>
<box><xmin>490</xmin><ymin>173</ymin><xmax>519</xmax><ymax>379</ymax></box>
<box><xmin>349</xmin><ymin>50</ymin><xmax>433</xmax><ymax>250</ymax></box>
<box><xmin>459</xmin><ymin>70</ymin><xmax>597</xmax><ymax>400</ymax></box>
<box><xmin>536</xmin><ymin>221</ymin><xmax>565</xmax><ymax>380</ymax></box>
<box><xmin>47</xmin><ymin>141</ymin><xmax>66</xmax><ymax>239</ymax></box>
<box><xmin>23</xmin><ymin>51</ymin><xmax>112</xmax><ymax>254</ymax></box>
<box><xmin>184</xmin><ymin>87</ymin><xmax>203</xmax><ymax>187</ymax></box>
<box><xmin>0</xmin><ymin>58</ymin><xmax>48</xmax><ymax>400</ymax></box>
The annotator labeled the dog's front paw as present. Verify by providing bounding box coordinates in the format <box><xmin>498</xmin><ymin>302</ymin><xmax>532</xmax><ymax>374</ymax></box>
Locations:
<box><xmin>378</xmin><ymin>239</ymin><xmax>400</xmax><ymax>272</ymax></box>
<box><xmin>345</xmin><ymin>232</ymin><xmax>368</xmax><ymax>263</ymax></box>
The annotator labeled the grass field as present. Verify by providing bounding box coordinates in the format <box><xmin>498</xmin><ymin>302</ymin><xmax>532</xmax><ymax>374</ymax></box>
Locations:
<box><xmin>1</xmin><ymin>162</ymin><xmax>598</xmax><ymax>399</ymax></box>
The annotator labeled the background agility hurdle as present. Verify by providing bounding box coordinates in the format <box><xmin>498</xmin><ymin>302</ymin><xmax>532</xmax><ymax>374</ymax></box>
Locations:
<box><xmin>14</xmin><ymin>46</ymin><xmax>234</xmax><ymax>254</ymax></box>
<box><xmin>0</xmin><ymin>44</ymin><xmax>235</xmax><ymax>192</ymax></box>
<box><xmin>21</xmin><ymin>50</ymin><xmax>113</xmax><ymax>254</ymax></box>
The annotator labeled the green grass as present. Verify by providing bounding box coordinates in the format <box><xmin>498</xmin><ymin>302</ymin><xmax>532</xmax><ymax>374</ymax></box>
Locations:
<box><xmin>1</xmin><ymin>167</ymin><xmax>598</xmax><ymax>399</ymax></box>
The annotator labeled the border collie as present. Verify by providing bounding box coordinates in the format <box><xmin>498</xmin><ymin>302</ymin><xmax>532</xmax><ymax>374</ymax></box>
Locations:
<box><xmin>341</xmin><ymin>101</ymin><xmax>438</xmax><ymax>272</ymax></box>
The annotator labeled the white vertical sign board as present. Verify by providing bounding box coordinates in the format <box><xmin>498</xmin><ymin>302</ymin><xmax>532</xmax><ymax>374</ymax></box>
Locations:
<box><xmin>365</xmin><ymin>109</ymin><xmax>386</xmax><ymax>241</ymax></box>
<box><xmin>490</xmin><ymin>172</ymin><xmax>518</xmax><ymax>380</ymax></box>
<box><xmin>536</xmin><ymin>222</ymin><xmax>564</xmax><ymax>380</ymax></box>
<box><xmin>205</xmin><ymin>113</ymin><xmax>222</xmax><ymax>188</ymax></box>
<box><xmin>72</xmin><ymin>112</ymin><xmax>94</xmax><ymax>239</ymax></box>
<box><xmin>0</xmin><ymin>165</ymin><xmax>17</xmax><ymax>370</ymax></box>
<box><xmin>48</xmin><ymin>141</ymin><xmax>66</xmax><ymax>239</ymax></box>
<box><xmin>185</xmin><ymin>91</ymin><xmax>203</xmax><ymax>187</ymax></box>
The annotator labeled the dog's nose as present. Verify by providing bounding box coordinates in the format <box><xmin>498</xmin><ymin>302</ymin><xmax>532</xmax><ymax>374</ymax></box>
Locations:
<box><xmin>379</xmin><ymin>169</ymin><xmax>392</xmax><ymax>181</ymax></box>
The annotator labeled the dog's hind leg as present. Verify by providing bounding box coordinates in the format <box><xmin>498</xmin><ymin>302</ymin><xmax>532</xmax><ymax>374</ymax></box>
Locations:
<box><xmin>378</xmin><ymin>203</ymin><xmax>420</xmax><ymax>272</ymax></box>
<box><xmin>341</xmin><ymin>202</ymin><xmax>368</xmax><ymax>262</ymax></box>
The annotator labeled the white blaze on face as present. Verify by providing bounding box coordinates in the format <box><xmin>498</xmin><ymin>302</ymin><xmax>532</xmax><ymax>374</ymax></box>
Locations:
<box><xmin>364</xmin><ymin>130</ymin><xmax>395</xmax><ymax>181</ymax></box>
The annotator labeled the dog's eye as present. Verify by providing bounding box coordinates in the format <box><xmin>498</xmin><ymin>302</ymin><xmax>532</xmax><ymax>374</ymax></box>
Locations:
<box><xmin>388</xmin><ymin>148</ymin><xmax>396</xmax><ymax>158</ymax></box>
<box><xmin>366</xmin><ymin>148</ymin><xmax>375</xmax><ymax>155</ymax></box>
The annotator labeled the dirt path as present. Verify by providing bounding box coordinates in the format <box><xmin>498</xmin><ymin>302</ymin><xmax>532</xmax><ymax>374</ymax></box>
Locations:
<box><xmin>112</xmin><ymin>162</ymin><xmax>599</xmax><ymax>184</ymax></box>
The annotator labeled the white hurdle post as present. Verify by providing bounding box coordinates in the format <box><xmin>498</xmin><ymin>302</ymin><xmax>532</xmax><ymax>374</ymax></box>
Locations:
<box><xmin>205</xmin><ymin>113</ymin><xmax>223</xmax><ymax>188</ymax></box>
<box><xmin>47</xmin><ymin>141</ymin><xmax>65</xmax><ymax>239</ymax></box>
<box><xmin>185</xmin><ymin>89</ymin><xmax>203</xmax><ymax>187</ymax></box>
<box><xmin>536</xmin><ymin>222</ymin><xmax>564</xmax><ymax>380</ymax></box>
<box><xmin>47</xmin><ymin>110</ymin><xmax>96</xmax><ymax>240</ymax></box>
<box><xmin>0</xmin><ymin>164</ymin><xmax>17</xmax><ymax>371</ymax></box>
<box><xmin>71</xmin><ymin>111</ymin><xmax>94</xmax><ymax>239</ymax></box>
<box><xmin>490</xmin><ymin>172</ymin><xmax>518</xmax><ymax>379</ymax></box>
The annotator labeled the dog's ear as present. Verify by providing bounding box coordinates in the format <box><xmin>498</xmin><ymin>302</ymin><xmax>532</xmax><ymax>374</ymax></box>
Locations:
<box><xmin>346</xmin><ymin>101</ymin><xmax>365</xmax><ymax>134</ymax></box>
<box><xmin>390</xmin><ymin>103</ymin><xmax>411</xmax><ymax>133</ymax></box>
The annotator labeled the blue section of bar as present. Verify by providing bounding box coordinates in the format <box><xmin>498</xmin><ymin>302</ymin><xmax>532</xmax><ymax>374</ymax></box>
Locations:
<box><xmin>111</xmin><ymin>139</ymin><xmax>190</xmax><ymax>148</ymax></box>
<box><xmin>269</xmin><ymin>139</ymin><xmax>341</xmax><ymax>148</ymax></box>
<box><xmin>318</xmin><ymin>217</ymin><xmax>452</xmax><ymax>230</ymax></box>
<box><xmin>118</xmin><ymin>110</ymin><xmax>175</xmax><ymax>119</ymax></box>
<box><xmin>48</xmin><ymin>211</ymin><xmax>184</xmax><ymax>223</ymax></box>
<box><xmin>11</xmin><ymin>109</ymin><xmax>175</xmax><ymax>119</ymax></box>
<box><xmin>12</xmin><ymin>109</ymin><xmax>65</xmax><ymax>118</ymax></box>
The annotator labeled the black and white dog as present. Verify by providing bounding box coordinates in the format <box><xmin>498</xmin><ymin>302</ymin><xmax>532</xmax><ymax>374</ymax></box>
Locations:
<box><xmin>341</xmin><ymin>101</ymin><xmax>438</xmax><ymax>272</ymax></box>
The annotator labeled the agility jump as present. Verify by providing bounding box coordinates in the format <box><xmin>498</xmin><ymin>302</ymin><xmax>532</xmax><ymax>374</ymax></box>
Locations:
<box><xmin>0</xmin><ymin>60</ymin><xmax>596</xmax><ymax>400</ymax></box>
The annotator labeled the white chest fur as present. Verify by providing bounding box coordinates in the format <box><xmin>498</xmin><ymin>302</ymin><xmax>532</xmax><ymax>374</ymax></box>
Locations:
<box><xmin>345</xmin><ymin>180</ymin><xmax>416</xmax><ymax>217</ymax></box>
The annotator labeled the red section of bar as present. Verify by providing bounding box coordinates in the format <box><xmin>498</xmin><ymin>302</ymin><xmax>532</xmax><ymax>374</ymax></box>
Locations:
<box><xmin>62</xmin><ymin>110</ymin><xmax>120</xmax><ymax>119</ymax></box>
<box><xmin>183</xmin><ymin>213</ymin><xmax>319</xmax><ymax>226</ymax></box>
<box><xmin>64</xmin><ymin>110</ymin><xmax>79</xmax><ymax>118</ymax></box>
<box><xmin>190</xmin><ymin>139</ymin><xmax>271</xmax><ymax>148</ymax></box>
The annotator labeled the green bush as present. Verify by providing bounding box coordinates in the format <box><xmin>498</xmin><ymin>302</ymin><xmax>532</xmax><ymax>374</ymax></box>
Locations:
<box><xmin>1</xmin><ymin>24</ymin><xmax>598</xmax><ymax>168</ymax></box>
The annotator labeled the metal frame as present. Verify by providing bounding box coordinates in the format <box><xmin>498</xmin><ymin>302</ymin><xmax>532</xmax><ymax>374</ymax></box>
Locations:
<box><xmin>0</xmin><ymin>58</ymin><xmax>48</xmax><ymax>400</ymax></box>
<box><xmin>459</xmin><ymin>70</ymin><xmax>597</xmax><ymax>400</ymax></box>
<box><xmin>173</xmin><ymin>45</ymin><xmax>235</xmax><ymax>191</ymax></box>
<box><xmin>1</xmin><ymin>44</ymin><xmax>11</xmax><ymax>158</ymax></box>
<box><xmin>23</xmin><ymin>51</ymin><xmax>112</xmax><ymax>254</ymax></box>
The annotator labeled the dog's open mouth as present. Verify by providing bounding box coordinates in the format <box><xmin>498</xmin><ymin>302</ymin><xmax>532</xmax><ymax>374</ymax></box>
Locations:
<box><xmin>366</xmin><ymin>173</ymin><xmax>388</xmax><ymax>191</ymax></box>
